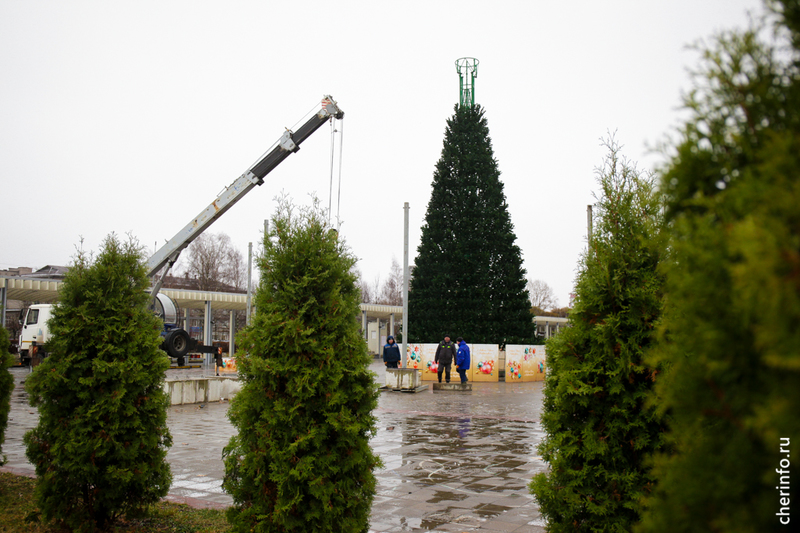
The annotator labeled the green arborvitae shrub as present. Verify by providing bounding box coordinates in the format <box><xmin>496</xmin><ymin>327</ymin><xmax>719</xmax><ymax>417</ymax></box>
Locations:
<box><xmin>23</xmin><ymin>235</ymin><xmax>172</xmax><ymax>532</ymax></box>
<box><xmin>408</xmin><ymin>103</ymin><xmax>536</xmax><ymax>345</ymax></box>
<box><xmin>638</xmin><ymin>4</ymin><xmax>800</xmax><ymax>531</ymax></box>
<box><xmin>0</xmin><ymin>312</ymin><xmax>13</xmax><ymax>466</ymax></box>
<box><xmin>529</xmin><ymin>138</ymin><xmax>665</xmax><ymax>532</ymax></box>
<box><xmin>223</xmin><ymin>198</ymin><xmax>381</xmax><ymax>533</ymax></box>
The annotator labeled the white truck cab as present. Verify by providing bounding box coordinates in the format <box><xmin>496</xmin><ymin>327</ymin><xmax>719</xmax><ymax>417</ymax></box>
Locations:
<box><xmin>16</xmin><ymin>298</ymin><xmax>202</xmax><ymax>368</ymax></box>
<box><xmin>18</xmin><ymin>304</ymin><xmax>54</xmax><ymax>365</ymax></box>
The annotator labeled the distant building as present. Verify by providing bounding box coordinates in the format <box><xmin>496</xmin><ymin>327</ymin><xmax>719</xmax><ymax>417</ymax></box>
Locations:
<box><xmin>534</xmin><ymin>316</ymin><xmax>569</xmax><ymax>339</ymax></box>
<box><xmin>0</xmin><ymin>267</ymin><xmax>33</xmax><ymax>277</ymax></box>
<box><xmin>0</xmin><ymin>265</ymin><xmax>70</xmax><ymax>280</ymax></box>
<box><xmin>160</xmin><ymin>273</ymin><xmax>246</xmax><ymax>294</ymax></box>
<box><xmin>27</xmin><ymin>265</ymin><xmax>70</xmax><ymax>279</ymax></box>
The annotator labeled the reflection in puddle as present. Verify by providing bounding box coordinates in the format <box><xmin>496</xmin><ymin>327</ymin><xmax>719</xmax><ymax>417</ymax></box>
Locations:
<box><xmin>474</xmin><ymin>503</ymin><xmax>513</xmax><ymax>518</ymax></box>
<box><xmin>427</xmin><ymin>490</ymin><xmax>469</xmax><ymax>504</ymax></box>
<box><xmin>368</xmin><ymin>383</ymin><xmax>546</xmax><ymax>528</ymax></box>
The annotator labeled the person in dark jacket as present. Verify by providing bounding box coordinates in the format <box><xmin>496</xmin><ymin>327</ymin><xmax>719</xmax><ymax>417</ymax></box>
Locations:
<box><xmin>435</xmin><ymin>335</ymin><xmax>457</xmax><ymax>383</ymax></box>
<box><xmin>455</xmin><ymin>337</ymin><xmax>470</xmax><ymax>383</ymax></box>
<box><xmin>214</xmin><ymin>347</ymin><xmax>224</xmax><ymax>376</ymax></box>
<box><xmin>383</xmin><ymin>335</ymin><xmax>401</xmax><ymax>369</ymax></box>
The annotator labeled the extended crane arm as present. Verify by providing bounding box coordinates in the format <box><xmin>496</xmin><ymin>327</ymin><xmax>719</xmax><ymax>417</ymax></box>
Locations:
<box><xmin>146</xmin><ymin>96</ymin><xmax>344</xmax><ymax>289</ymax></box>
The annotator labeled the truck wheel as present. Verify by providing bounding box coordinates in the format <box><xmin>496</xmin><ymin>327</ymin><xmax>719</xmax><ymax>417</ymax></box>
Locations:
<box><xmin>165</xmin><ymin>329</ymin><xmax>190</xmax><ymax>358</ymax></box>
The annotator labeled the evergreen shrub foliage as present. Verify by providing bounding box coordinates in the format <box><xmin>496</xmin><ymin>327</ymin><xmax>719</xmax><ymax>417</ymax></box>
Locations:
<box><xmin>529</xmin><ymin>139</ymin><xmax>665</xmax><ymax>532</ymax></box>
<box><xmin>0</xmin><ymin>313</ymin><xmax>13</xmax><ymax>466</ymax></box>
<box><xmin>23</xmin><ymin>234</ymin><xmax>172</xmax><ymax>532</ymax></box>
<box><xmin>223</xmin><ymin>198</ymin><xmax>380</xmax><ymax>533</ymax></box>
<box><xmin>409</xmin><ymin>104</ymin><xmax>535</xmax><ymax>345</ymax></box>
<box><xmin>638</xmin><ymin>5</ymin><xmax>800</xmax><ymax>531</ymax></box>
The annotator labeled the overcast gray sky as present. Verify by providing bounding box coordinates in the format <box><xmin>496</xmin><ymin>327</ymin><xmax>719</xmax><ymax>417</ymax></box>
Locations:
<box><xmin>0</xmin><ymin>0</ymin><xmax>765</xmax><ymax>307</ymax></box>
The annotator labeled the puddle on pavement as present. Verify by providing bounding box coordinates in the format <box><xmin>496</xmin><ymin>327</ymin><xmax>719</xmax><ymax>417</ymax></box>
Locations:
<box><xmin>427</xmin><ymin>489</ymin><xmax>469</xmax><ymax>504</ymax></box>
<box><xmin>382</xmin><ymin>515</ymin><xmax>423</xmax><ymax>530</ymax></box>
<box><xmin>419</xmin><ymin>513</ymin><xmax>451</xmax><ymax>529</ymax></box>
<box><xmin>474</xmin><ymin>503</ymin><xmax>513</xmax><ymax>518</ymax></box>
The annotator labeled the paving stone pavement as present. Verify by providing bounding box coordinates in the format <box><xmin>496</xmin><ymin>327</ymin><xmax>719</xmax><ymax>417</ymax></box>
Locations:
<box><xmin>2</xmin><ymin>362</ymin><xmax>548</xmax><ymax>532</ymax></box>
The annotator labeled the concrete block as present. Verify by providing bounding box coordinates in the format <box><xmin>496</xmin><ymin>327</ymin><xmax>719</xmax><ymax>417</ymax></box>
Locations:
<box><xmin>432</xmin><ymin>382</ymin><xmax>472</xmax><ymax>392</ymax></box>
<box><xmin>207</xmin><ymin>379</ymin><xmax>222</xmax><ymax>402</ymax></box>
<box><xmin>165</xmin><ymin>381</ymin><xmax>183</xmax><ymax>405</ymax></box>
<box><xmin>197</xmin><ymin>380</ymin><xmax>208</xmax><ymax>403</ymax></box>
<box><xmin>164</xmin><ymin>376</ymin><xmax>242</xmax><ymax>405</ymax></box>
<box><xmin>220</xmin><ymin>377</ymin><xmax>242</xmax><ymax>399</ymax></box>
<box><xmin>182</xmin><ymin>381</ymin><xmax>197</xmax><ymax>404</ymax></box>
<box><xmin>385</xmin><ymin>368</ymin><xmax>421</xmax><ymax>390</ymax></box>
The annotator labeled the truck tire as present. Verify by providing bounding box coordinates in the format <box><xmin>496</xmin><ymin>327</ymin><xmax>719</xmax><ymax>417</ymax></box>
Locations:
<box><xmin>165</xmin><ymin>329</ymin><xmax>190</xmax><ymax>359</ymax></box>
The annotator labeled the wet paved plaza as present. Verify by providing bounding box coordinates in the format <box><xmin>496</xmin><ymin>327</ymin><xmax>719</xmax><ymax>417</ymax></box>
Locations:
<box><xmin>2</xmin><ymin>362</ymin><xmax>547</xmax><ymax>532</ymax></box>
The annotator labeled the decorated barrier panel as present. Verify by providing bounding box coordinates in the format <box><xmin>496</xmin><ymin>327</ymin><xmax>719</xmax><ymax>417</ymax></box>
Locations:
<box><xmin>471</xmin><ymin>344</ymin><xmax>499</xmax><ymax>382</ymax></box>
<box><xmin>407</xmin><ymin>343</ymin><xmax>476</xmax><ymax>381</ymax></box>
<box><xmin>221</xmin><ymin>357</ymin><xmax>238</xmax><ymax>373</ymax></box>
<box><xmin>406</xmin><ymin>343</ymin><xmax>439</xmax><ymax>381</ymax></box>
<box><xmin>505</xmin><ymin>344</ymin><xmax>546</xmax><ymax>382</ymax></box>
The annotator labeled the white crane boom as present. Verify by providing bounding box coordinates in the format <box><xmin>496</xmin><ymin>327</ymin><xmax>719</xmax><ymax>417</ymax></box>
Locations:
<box><xmin>146</xmin><ymin>96</ymin><xmax>344</xmax><ymax>296</ymax></box>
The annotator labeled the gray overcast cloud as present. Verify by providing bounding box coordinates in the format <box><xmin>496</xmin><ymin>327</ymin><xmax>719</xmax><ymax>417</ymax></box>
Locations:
<box><xmin>0</xmin><ymin>0</ymin><xmax>764</xmax><ymax>305</ymax></box>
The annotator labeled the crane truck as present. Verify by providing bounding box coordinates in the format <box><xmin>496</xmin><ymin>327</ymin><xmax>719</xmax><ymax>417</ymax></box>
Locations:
<box><xmin>18</xmin><ymin>96</ymin><xmax>344</xmax><ymax>367</ymax></box>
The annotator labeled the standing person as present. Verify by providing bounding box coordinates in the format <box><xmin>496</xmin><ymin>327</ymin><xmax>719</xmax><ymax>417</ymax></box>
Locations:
<box><xmin>214</xmin><ymin>347</ymin><xmax>224</xmax><ymax>376</ymax></box>
<box><xmin>383</xmin><ymin>335</ymin><xmax>401</xmax><ymax>369</ymax></box>
<box><xmin>455</xmin><ymin>337</ymin><xmax>470</xmax><ymax>384</ymax></box>
<box><xmin>435</xmin><ymin>335</ymin><xmax>457</xmax><ymax>383</ymax></box>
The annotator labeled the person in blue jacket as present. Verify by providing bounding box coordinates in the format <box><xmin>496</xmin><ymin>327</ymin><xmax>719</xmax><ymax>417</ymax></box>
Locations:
<box><xmin>455</xmin><ymin>337</ymin><xmax>470</xmax><ymax>383</ymax></box>
<box><xmin>383</xmin><ymin>335</ymin><xmax>401</xmax><ymax>369</ymax></box>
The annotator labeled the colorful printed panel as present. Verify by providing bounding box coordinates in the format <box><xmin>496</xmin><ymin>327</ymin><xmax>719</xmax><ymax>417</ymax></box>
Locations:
<box><xmin>221</xmin><ymin>357</ymin><xmax>238</xmax><ymax>373</ymax></box>
<box><xmin>406</xmin><ymin>343</ymin><xmax>440</xmax><ymax>381</ymax></box>
<box><xmin>505</xmin><ymin>345</ymin><xmax>526</xmax><ymax>382</ymax></box>
<box><xmin>471</xmin><ymin>344</ymin><xmax>499</xmax><ymax>382</ymax></box>
<box><xmin>523</xmin><ymin>345</ymin><xmax>546</xmax><ymax>382</ymax></box>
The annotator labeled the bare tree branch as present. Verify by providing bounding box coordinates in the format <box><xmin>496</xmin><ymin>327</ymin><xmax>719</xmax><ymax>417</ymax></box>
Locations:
<box><xmin>527</xmin><ymin>279</ymin><xmax>558</xmax><ymax>311</ymax></box>
<box><xmin>378</xmin><ymin>257</ymin><xmax>403</xmax><ymax>305</ymax></box>
<box><xmin>182</xmin><ymin>233</ymin><xmax>246</xmax><ymax>292</ymax></box>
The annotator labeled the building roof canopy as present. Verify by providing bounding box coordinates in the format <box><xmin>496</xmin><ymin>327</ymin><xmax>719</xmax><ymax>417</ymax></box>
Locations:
<box><xmin>1</xmin><ymin>276</ymin><xmax>402</xmax><ymax>318</ymax></box>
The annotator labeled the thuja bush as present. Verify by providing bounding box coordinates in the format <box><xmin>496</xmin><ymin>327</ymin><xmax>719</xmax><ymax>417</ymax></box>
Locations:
<box><xmin>529</xmin><ymin>139</ymin><xmax>665</xmax><ymax>532</ymax></box>
<box><xmin>638</xmin><ymin>6</ymin><xmax>800</xmax><ymax>531</ymax></box>
<box><xmin>24</xmin><ymin>234</ymin><xmax>172</xmax><ymax>532</ymax></box>
<box><xmin>0</xmin><ymin>313</ymin><xmax>13</xmax><ymax>466</ymax></box>
<box><xmin>223</xmin><ymin>198</ymin><xmax>381</xmax><ymax>533</ymax></box>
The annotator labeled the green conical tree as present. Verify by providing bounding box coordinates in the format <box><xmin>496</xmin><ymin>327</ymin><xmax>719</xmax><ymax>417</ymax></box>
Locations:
<box><xmin>0</xmin><ymin>311</ymin><xmax>13</xmax><ymax>466</ymax></box>
<box><xmin>529</xmin><ymin>138</ymin><xmax>665</xmax><ymax>532</ymax></box>
<box><xmin>23</xmin><ymin>235</ymin><xmax>172</xmax><ymax>532</ymax></box>
<box><xmin>638</xmin><ymin>4</ymin><xmax>800</xmax><ymax>531</ymax></box>
<box><xmin>223</xmin><ymin>198</ymin><xmax>380</xmax><ymax>533</ymax></box>
<box><xmin>409</xmin><ymin>104</ymin><xmax>535</xmax><ymax>344</ymax></box>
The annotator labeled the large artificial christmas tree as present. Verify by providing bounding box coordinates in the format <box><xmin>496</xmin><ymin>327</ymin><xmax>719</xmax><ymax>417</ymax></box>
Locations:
<box><xmin>409</xmin><ymin>97</ymin><xmax>535</xmax><ymax>345</ymax></box>
<box><xmin>223</xmin><ymin>198</ymin><xmax>380</xmax><ymax>533</ymax></box>
<box><xmin>529</xmin><ymin>139</ymin><xmax>665</xmax><ymax>532</ymax></box>
<box><xmin>24</xmin><ymin>234</ymin><xmax>172</xmax><ymax>532</ymax></box>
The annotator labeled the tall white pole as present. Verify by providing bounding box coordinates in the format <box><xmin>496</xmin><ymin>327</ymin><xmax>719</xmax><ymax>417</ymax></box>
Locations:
<box><xmin>402</xmin><ymin>202</ymin><xmax>410</xmax><ymax>369</ymax></box>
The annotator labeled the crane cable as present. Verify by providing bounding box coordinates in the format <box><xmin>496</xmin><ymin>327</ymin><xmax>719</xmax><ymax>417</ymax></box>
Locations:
<box><xmin>329</xmin><ymin>118</ymin><xmax>335</xmax><ymax>219</ymax></box>
<box><xmin>336</xmin><ymin>119</ymin><xmax>345</xmax><ymax>231</ymax></box>
<box><xmin>328</xmin><ymin>116</ymin><xmax>344</xmax><ymax>229</ymax></box>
